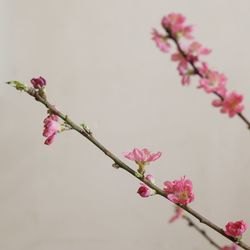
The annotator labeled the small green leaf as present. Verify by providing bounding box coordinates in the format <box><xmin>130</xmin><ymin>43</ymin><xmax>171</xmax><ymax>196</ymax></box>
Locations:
<box><xmin>7</xmin><ymin>81</ymin><xmax>27</xmax><ymax>91</ymax></box>
<box><xmin>135</xmin><ymin>172</ymin><xmax>143</xmax><ymax>178</ymax></box>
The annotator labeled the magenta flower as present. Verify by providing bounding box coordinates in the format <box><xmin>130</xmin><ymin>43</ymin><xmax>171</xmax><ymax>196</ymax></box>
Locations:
<box><xmin>225</xmin><ymin>220</ymin><xmax>248</xmax><ymax>238</ymax></box>
<box><xmin>212</xmin><ymin>91</ymin><xmax>244</xmax><ymax>117</ymax></box>
<box><xmin>161</xmin><ymin>13</ymin><xmax>193</xmax><ymax>39</ymax></box>
<box><xmin>43</xmin><ymin>114</ymin><xmax>61</xmax><ymax>145</ymax></box>
<box><xmin>137</xmin><ymin>174</ymin><xmax>156</xmax><ymax>198</ymax></box>
<box><xmin>31</xmin><ymin>76</ymin><xmax>46</xmax><ymax>89</ymax></box>
<box><xmin>169</xmin><ymin>207</ymin><xmax>184</xmax><ymax>223</ymax></box>
<box><xmin>221</xmin><ymin>244</ymin><xmax>238</xmax><ymax>250</ymax></box>
<box><xmin>152</xmin><ymin>29</ymin><xmax>171</xmax><ymax>53</ymax></box>
<box><xmin>164</xmin><ymin>176</ymin><xmax>194</xmax><ymax>205</ymax></box>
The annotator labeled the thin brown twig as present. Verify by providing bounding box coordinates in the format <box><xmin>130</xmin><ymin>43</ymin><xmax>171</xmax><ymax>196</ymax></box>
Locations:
<box><xmin>3</xmin><ymin>85</ymin><xmax>247</xmax><ymax>249</ymax></box>
<box><xmin>182</xmin><ymin>215</ymin><xmax>221</xmax><ymax>249</ymax></box>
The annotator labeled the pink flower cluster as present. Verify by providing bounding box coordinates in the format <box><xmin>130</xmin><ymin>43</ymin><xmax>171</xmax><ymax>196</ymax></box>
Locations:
<box><xmin>124</xmin><ymin>148</ymin><xmax>162</xmax><ymax>166</ymax></box>
<box><xmin>31</xmin><ymin>76</ymin><xmax>46</xmax><ymax>89</ymax></box>
<box><xmin>164</xmin><ymin>176</ymin><xmax>194</xmax><ymax>205</ymax></box>
<box><xmin>161</xmin><ymin>13</ymin><xmax>193</xmax><ymax>39</ymax></box>
<box><xmin>225</xmin><ymin>220</ymin><xmax>248</xmax><ymax>238</ymax></box>
<box><xmin>43</xmin><ymin>114</ymin><xmax>61</xmax><ymax>145</ymax></box>
<box><xmin>137</xmin><ymin>174</ymin><xmax>155</xmax><ymax>198</ymax></box>
<box><xmin>152</xmin><ymin>13</ymin><xmax>245</xmax><ymax>118</ymax></box>
<box><xmin>221</xmin><ymin>244</ymin><xmax>238</xmax><ymax>250</ymax></box>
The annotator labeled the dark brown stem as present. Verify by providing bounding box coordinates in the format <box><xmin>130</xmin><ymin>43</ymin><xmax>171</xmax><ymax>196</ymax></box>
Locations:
<box><xmin>19</xmin><ymin>87</ymin><xmax>249</xmax><ymax>250</ymax></box>
<box><xmin>165</xmin><ymin>28</ymin><xmax>250</xmax><ymax>129</ymax></box>
<box><xmin>183</xmin><ymin>215</ymin><xmax>221</xmax><ymax>249</ymax></box>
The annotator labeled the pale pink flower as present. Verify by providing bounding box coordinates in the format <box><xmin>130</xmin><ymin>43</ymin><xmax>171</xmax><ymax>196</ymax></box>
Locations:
<box><xmin>31</xmin><ymin>76</ymin><xmax>46</xmax><ymax>89</ymax></box>
<box><xmin>169</xmin><ymin>207</ymin><xmax>184</xmax><ymax>223</ymax></box>
<box><xmin>43</xmin><ymin>114</ymin><xmax>61</xmax><ymax>145</ymax></box>
<box><xmin>171</xmin><ymin>52</ymin><xmax>193</xmax><ymax>85</ymax></box>
<box><xmin>171</xmin><ymin>52</ymin><xmax>186</xmax><ymax>64</ymax></box>
<box><xmin>161</xmin><ymin>13</ymin><xmax>193</xmax><ymax>39</ymax></box>
<box><xmin>225</xmin><ymin>220</ymin><xmax>248</xmax><ymax>238</ymax></box>
<box><xmin>185</xmin><ymin>42</ymin><xmax>211</xmax><ymax>63</ymax></box>
<box><xmin>212</xmin><ymin>91</ymin><xmax>244</xmax><ymax>117</ymax></box>
<box><xmin>187</xmin><ymin>42</ymin><xmax>211</xmax><ymax>56</ymax></box>
<box><xmin>221</xmin><ymin>243</ymin><xmax>238</xmax><ymax>250</ymax></box>
<box><xmin>123</xmin><ymin>148</ymin><xmax>162</xmax><ymax>165</ymax></box>
<box><xmin>177</xmin><ymin>63</ymin><xmax>193</xmax><ymax>85</ymax></box>
<box><xmin>164</xmin><ymin>176</ymin><xmax>194</xmax><ymax>205</ymax></box>
<box><xmin>152</xmin><ymin>29</ymin><xmax>171</xmax><ymax>53</ymax></box>
<box><xmin>137</xmin><ymin>174</ymin><xmax>156</xmax><ymax>198</ymax></box>
<box><xmin>199</xmin><ymin>67</ymin><xmax>227</xmax><ymax>94</ymax></box>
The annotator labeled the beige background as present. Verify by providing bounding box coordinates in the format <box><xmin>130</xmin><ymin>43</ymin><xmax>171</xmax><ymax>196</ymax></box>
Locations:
<box><xmin>1</xmin><ymin>0</ymin><xmax>250</xmax><ymax>249</ymax></box>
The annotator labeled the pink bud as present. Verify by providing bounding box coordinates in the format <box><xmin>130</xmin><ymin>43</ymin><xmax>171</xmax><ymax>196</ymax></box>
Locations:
<box><xmin>137</xmin><ymin>184</ymin><xmax>151</xmax><ymax>198</ymax></box>
<box><xmin>31</xmin><ymin>76</ymin><xmax>46</xmax><ymax>89</ymax></box>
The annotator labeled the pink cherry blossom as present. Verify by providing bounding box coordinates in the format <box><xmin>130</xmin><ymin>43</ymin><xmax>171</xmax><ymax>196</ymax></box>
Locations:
<box><xmin>169</xmin><ymin>207</ymin><xmax>184</xmax><ymax>223</ymax></box>
<box><xmin>172</xmin><ymin>42</ymin><xmax>210</xmax><ymax>65</ymax></box>
<box><xmin>225</xmin><ymin>220</ymin><xmax>248</xmax><ymax>238</ymax></box>
<box><xmin>137</xmin><ymin>174</ymin><xmax>156</xmax><ymax>198</ymax></box>
<box><xmin>43</xmin><ymin>114</ymin><xmax>61</xmax><ymax>145</ymax></box>
<box><xmin>186</xmin><ymin>42</ymin><xmax>211</xmax><ymax>63</ymax></box>
<box><xmin>198</xmin><ymin>65</ymin><xmax>227</xmax><ymax>94</ymax></box>
<box><xmin>123</xmin><ymin>148</ymin><xmax>162</xmax><ymax>165</ymax></box>
<box><xmin>164</xmin><ymin>176</ymin><xmax>194</xmax><ymax>205</ymax></box>
<box><xmin>161</xmin><ymin>13</ymin><xmax>193</xmax><ymax>39</ymax></box>
<box><xmin>177</xmin><ymin>63</ymin><xmax>193</xmax><ymax>85</ymax></box>
<box><xmin>221</xmin><ymin>243</ymin><xmax>238</xmax><ymax>250</ymax></box>
<box><xmin>152</xmin><ymin>29</ymin><xmax>171</xmax><ymax>53</ymax></box>
<box><xmin>188</xmin><ymin>42</ymin><xmax>211</xmax><ymax>56</ymax></box>
<box><xmin>31</xmin><ymin>76</ymin><xmax>46</xmax><ymax>89</ymax></box>
<box><xmin>212</xmin><ymin>91</ymin><xmax>244</xmax><ymax>117</ymax></box>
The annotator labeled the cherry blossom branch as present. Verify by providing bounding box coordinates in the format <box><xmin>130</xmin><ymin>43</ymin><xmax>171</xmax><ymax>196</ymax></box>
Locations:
<box><xmin>5</xmin><ymin>82</ymin><xmax>250</xmax><ymax>250</ymax></box>
<box><xmin>152</xmin><ymin>13</ymin><xmax>250</xmax><ymax>129</ymax></box>
<box><xmin>166</xmin><ymin>30</ymin><xmax>250</xmax><ymax>129</ymax></box>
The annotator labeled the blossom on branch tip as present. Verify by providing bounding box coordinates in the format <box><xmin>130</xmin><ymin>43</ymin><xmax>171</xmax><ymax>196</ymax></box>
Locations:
<box><xmin>169</xmin><ymin>206</ymin><xmax>183</xmax><ymax>223</ymax></box>
<box><xmin>43</xmin><ymin>114</ymin><xmax>61</xmax><ymax>145</ymax></box>
<box><xmin>137</xmin><ymin>174</ymin><xmax>156</xmax><ymax>198</ymax></box>
<box><xmin>161</xmin><ymin>13</ymin><xmax>193</xmax><ymax>39</ymax></box>
<box><xmin>31</xmin><ymin>76</ymin><xmax>46</xmax><ymax>89</ymax></box>
<box><xmin>164</xmin><ymin>176</ymin><xmax>194</xmax><ymax>205</ymax></box>
<box><xmin>152</xmin><ymin>29</ymin><xmax>171</xmax><ymax>53</ymax></box>
<box><xmin>123</xmin><ymin>148</ymin><xmax>161</xmax><ymax>174</ymax></box>
<box><xmin>212</xmin><ymin>91</ymin><xmax>244</xmax><ymax>117</ymax></box>
<box><xmin>221</xmin><ymin>243</ymin><xmax>238</xmax><ymax>250</ymax></box>
<box><xmin>225</xmin><ymin>220</ymin><xmax>248</xmax><ymax>238</ymax></box>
